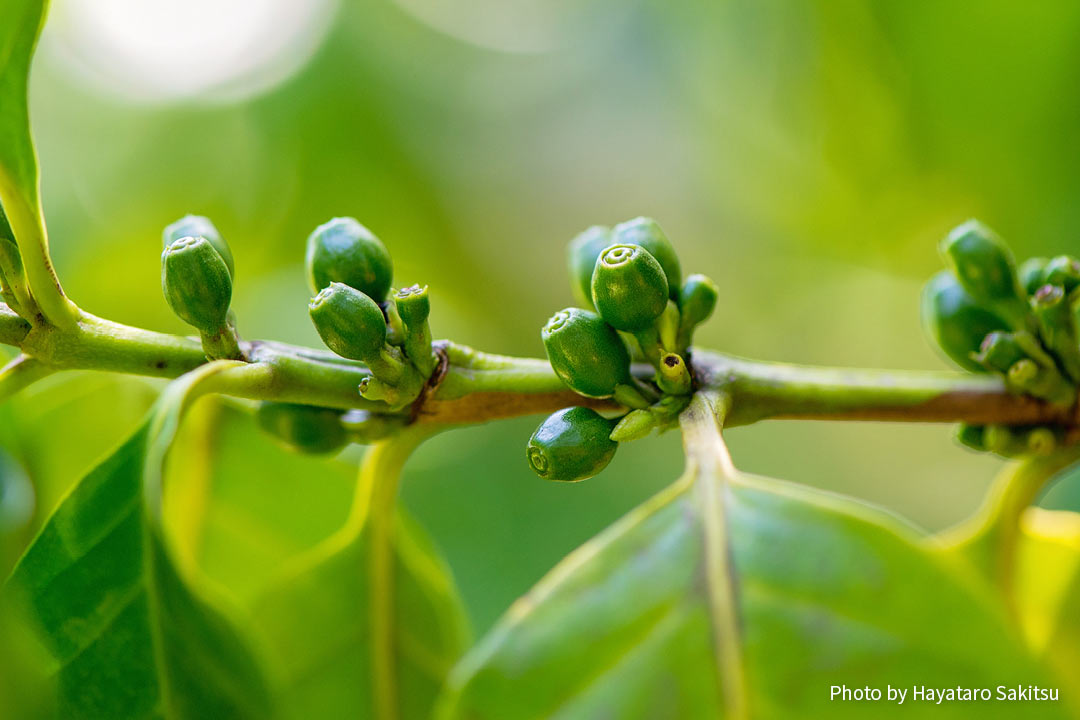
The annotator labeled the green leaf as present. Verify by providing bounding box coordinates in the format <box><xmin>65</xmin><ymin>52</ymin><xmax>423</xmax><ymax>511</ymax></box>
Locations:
<box><xmin>252</xmin><ymin>431</ymin><xmax>470</xmax><ymax>720</ymax></box>
<box><xmin>3</xmin><ymin>363</ymin><xmax>274</xmax><ymax>718</ymax></box>
<box><xmin>1015</xmin><ymin>508</ymin><xmax>1080</xmax><ymax>684</ymax></box>
<box><xmin>0</xmin><ymin>0</ymin><xmax>75</xmax><ymax>326</ymax></box>
<box><xmin>0</xmin><ymin>0</ymin><xmax>45</xmax><ymax>207</ymax></box>
<box><xmin>439</xmin><ymin>394</ymin><xmax>1066</xmax><ymax>720</ymax></box>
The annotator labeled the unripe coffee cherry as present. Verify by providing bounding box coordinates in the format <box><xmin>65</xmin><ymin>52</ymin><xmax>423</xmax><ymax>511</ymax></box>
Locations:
<box><xmin>1019</xmin><ymin>257</ymin><xmax>1050</xmax><ymax>297</ymax></box>
<box><xmin>526</xmin><ymin>406</ymin><xmax>618</xmax><ymax>482</ymax></box>
<box><xmin>394</xmin><ymin>284</ymin><xmax>436</xmax><ymax>376</ymax></box>
<box><xmin>566</xmin><ymin>225</ymin><xmax>614</xmax><ymax>309</ymax></box>
<box><xmin>1043</xmin><ymin>256</ymin><xmax>1080</xmax><ymax>293</ymax></box>
<box><xmin>162</xmin><ymin>236</ymin><xmax>233</xmax><ymax>333</ymax></box>
<box><xmin>309</xmin><ymin>282</ymin><xmax>387</xmax><ymax>362</ymax></box>
<box><xmin>256</xmin><ymin>402</ymin><xmax>347</xmax><ymax>455</ymax></box>
<box><xmin>591</xmin><ymin>244</ymin><xmax>668</xmax><ymax>332</ymax></box>
<box><xmin>394</xmin><ymin>284</ymin><xmax>430</xmax><ymax>330</ymax></box>
<box><xmin>939</xmin><ymin>221</ymin><xmax>1027</xmax><ymax>329</ymax></box>
<box><xmin>163</xmin><ymin>215</ymin><xmax>235</xmax><ymax>278</ymax></box>
<box><xmin>542</xmin><ymin>308</ymin><xmax>632</xmax><ymax>398</ymax></box>
<box><xmin>677</xmin><ymin>274</ymin><xmax>719</xmax><ymax>348</ymax></box>
<box><xmin>921</xmin><ymin>270</ymin><xmax>1009</xmax><ymax>372</ymax></box>
<box><xmin>306</xmin><ymin>217</ymin><xmax>393</xmax><ymax>302</ymax></box>
<box><xmin>611</xmin><ymin>217</ymin><xmax>682</xmax><ymax>298</ymax></box>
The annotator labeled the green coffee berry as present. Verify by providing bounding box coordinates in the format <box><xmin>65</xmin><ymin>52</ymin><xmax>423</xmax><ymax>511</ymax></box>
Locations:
<box><xmin>163</xmin><ymin>215</ymin><xmax>235</xmax><ymax>278</ymax></box>
<box><xmin>657</xmin><ymin>352</ymin><xmax>692</xmax><ymax>395</ymax></box>
<box><xmin>1031</xmin><ymin>284</ymin><xmax>1080</xmax><ymax>382</ymax></box>
<box><xmin>939</xmin><ymin>220</ymin><xmax>1027</xmax><ymax>328</ymax></box>
<box><xmin>611</xmin><ymin>217</ymin><xmax>682</xmax><ymax>298</ymax></box>
<box><xmin>1019</xmin><ymin>257</ymin><xmax>1050</xmax><ymax>297</ymax></box>
<box><xmin>973</xmin><ymin>332</ymin><xmax>1027</xmax><ymax>374</ymax></box>
<box><xmin>341</xmin><ymin>409</ymin><xmax>407</xmax><ymax>444</ymax></box>
<box><xmin>541</xmin><ymin>307</ymin><xmax>633</xmax><ymax>398</ymax></box>
<box><xmin>591</xmin><ymin>244</ymin><xmax>669</xmax><ymax>332</ymax></box>
<box><xmin>256</xmin><ymin>402</ymin><xmax>348</xmax><ymax>455</ymax></box>
<box><xmin>1043</xmin><ymin>256</ymin><xmax>1080</xmax><ymax>294</ymax></box>
<box><xmin>921</xmin><ymin>270</ymin><xmax>1009</xmax><ymax>372</ymax></box>
<box><xmin>308</xmin><ymin>282</ymin><xmax>407</xmax><ymax>386</ymax></box>
<box><xmin>161</xmin><ymin>236</ymin><xmax>233</xmax><ymax>333</ymax></box>
<box><xmin>566</xmin><ymin>226</ymin><xmax>613</xmax><ymax>309</ymax></box>
<box><xmin>677</xmin><ymin>274</ymin><xmax>719</xmax><ymax>348</ymax></box>
<box><xmin>955</xmin><ymin>424</ymin><xmax>986</xmax><ymax>452</ymax></box>
<box><xmin>526</xmin><ymin>407</ymin><xmax>618</xmax><ymax>482</ymax></box>
<box><xmin>306</xmin><ymin>217</ymin><xmax>393</xmax><ymax>302</ymax></box>
<box><xmin>395</xmin><ymin>284</ymin><xmax>436</xmax><ymax>376</ymax></box>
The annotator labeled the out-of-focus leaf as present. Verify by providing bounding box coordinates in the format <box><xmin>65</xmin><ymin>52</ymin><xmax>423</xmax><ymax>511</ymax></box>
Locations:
<box><xmin>0</xmin><ymin>372</ymin><xmax>160</xmax><ymax>536</ymax></box>
<box><xmin>0</xmin><ymin>0</ymin><xmax>45</xmax><ymax>206</ymax></box>
<box><xmin>3</xmin><ymin>364</ymin><xmax>274</xmax><ymax>718</ymax></box>
<box><xmin>253</xmin><ymin>431</ymin><xmax>470</xmax><ymax>720</ymax></box>
<box><xmin>163</xmin><ymin>401</ymin><xmax>356</xmax><ymax>605</ymax></box>
<box><xmin>440</xmin><ymin>395</ymin><xmax>1065</xmax><ymax>720</ymax></box>
<box><xmin>1015</xmin><ymin>508</ymin><xmax>1080</xmax><ymax>685</ymax></box>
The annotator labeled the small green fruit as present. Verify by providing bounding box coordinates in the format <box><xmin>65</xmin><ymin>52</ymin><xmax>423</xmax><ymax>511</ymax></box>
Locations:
<box><xmin>526</xmin><ymin>406</ymin><xmax>618</xmax><ymax>482</ymax></box>
<box><xmin>306</xmin><ymin>217</ymin><xmax>393</xmax><ymax>302</ymax></box>
<box><xmin>394</xmin><ymin>284</ymin><xmax>430</xmax><ymax>330</ymax></box>
<box><xmin>677</xmin><ymin>274</ymin><xmax>719</xmax><ymax>348</ymax></box>
<box><xmin>611</xmin><ymin>217</ymin><xmax>682</xmax><ymax>298</ymax></box>
<box><xmin>256</xmin><ymin>402</ymin><xmax>347</xmax><ymax>455</ymax></box>
<box><xmin>1018</xmin><ymin>257</ymin><xmax>1050</xmax><ymax>296</ymax></box>
<box><xmin>542</xmin><ymin>307</ymin><xmax>632</xmax><ymax>398</ymax></box>
<box><xmin>1043</xmin><ymin>256</ymin><xmax>1080</xmax><ymax>293</ymax></box>
<box><xmin>921</xmin><ymin>270</ymin><xmax>1009</xmax><ymax>372</ymax></box>
<box><xmin>309</xmin><ymin>282</ymin><xmax>387</xmax><ymax>362</ymax></box>
<box><xmin>939</xmin><ymin>220</ymin><xmax>1027</xmax><ymax>329</ymax></box>
<box><xmin>566</xmin><ymin>225</ymin><xmax>613</xmax><ymax>309</ymax></box>
<box><xmin>163</xmin><ymin>215</ymin><xmax>235</xmax><ymax>278</ymax></box>
<box><xmin>591</xmin><ymin>244</ymin><xmax>669</xmax><ymax>331</ymax></box>
<box><xmin>161</xmin><ymin>236</ymin><xmax>233</xmax><ymax>333</ymax></box>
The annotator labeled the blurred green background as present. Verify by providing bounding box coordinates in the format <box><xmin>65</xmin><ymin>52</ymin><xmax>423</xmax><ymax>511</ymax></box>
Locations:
<box><xmin>5</xmin><ymin>0</ymin><xmax>1080</xmax><ymax>635</ymax></box>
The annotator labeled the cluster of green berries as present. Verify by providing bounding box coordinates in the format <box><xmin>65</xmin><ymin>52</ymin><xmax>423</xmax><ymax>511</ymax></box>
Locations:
<box><xmin>157</xmin><ymin>214</ymin><xmax>436</xmax><ymax>455</ymax></box>
<box><xmin>528</xmin><ymin>218</ymin><xmax>718</xmax><ymax>482</ymax></box>
<box><xmin>922</xmin><ymin>220</ymin><xmax>1080</xmax><ymax>456</ymax></box>
<box><xmin>306</xmin><ymin>217</ymin><xmax>437</xmax><ymax>410</ymax></box>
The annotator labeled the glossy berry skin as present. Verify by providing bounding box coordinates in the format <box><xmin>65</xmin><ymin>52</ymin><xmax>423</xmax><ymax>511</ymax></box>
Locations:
<box><xmin>591</xmin><ymin>244</ymin><xmax>669</xmax><ymax>331</ymax></box>
<box><xmin>163</xmin><ymin>215</ymin><xmax>235</xmax><ymax>278</ymax></box>
<box><xmin>161</xmin><ymin>236</ymin><xmax>232</xmax><ymax>333</ymax></box>
<box><xmin>256</xmin><ymin>402</ymin><xmax>347</xmax><ymax>455</ymax></box>
<box><xmin>309</xmin><ymin>282</ymin><xmax>387</xmax><ymax>362</ymax></box>
<box><xmin>1019</xmin><ymin>257</ymin><xmax>1050</xmax><ymax>297</ymax></box>
<box><xmin>922</xmin><ymin>270</ymin><xmax>1009</xmax><ymax>372</ymax></box>
<box><xmin>678</xmin><ymin>274</ymin><xmax>719</xmax><ymax>344</ymax></box>
<box><xmin>306</xmin><ymin>217</ymin><xmax>393</xmax><ymax>302</ymax></box>
<box><xmin>611</xmin><ymin>217</ymin><xmax>682</xmax><ymax>299</ymax></box>
<box><xmin>566</xmin><ymin>225</ymin><xmax>614</xmax><ymax>309</ymax></box>
<box><xmin>527</xmin><ymin>407</ymin><xmax>618</xmax><ymax>482</ymax></box>
<box><xmin>939</xmin><ymin>220</ymin><xmax>1022</xmax><ymax>307</ymax></box>
<box><xmin>542</xmin><ymin>307</ymin><xmax>632</xmax><ymax>398</ymax></box>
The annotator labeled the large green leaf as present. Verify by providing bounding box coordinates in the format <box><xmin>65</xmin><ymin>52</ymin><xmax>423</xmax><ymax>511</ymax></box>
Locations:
<box><xmin>252</xmin><ymin>430</ymin><xmax>470</xmax><ymax>720</ymax></box>
<box><xmin>3</xmin><ymin>364</ymin><xmax>274</xmax><ymax>718</ymax></box>
<box><xmin>1015</xmin><ymin>508</ymin><xmax>1080</xmax><ymax>687</ymax></box>
<box><xmin>439</xmin><ymin>394</ymin><xmax>1067</xmax><ymax>720</ymax></box>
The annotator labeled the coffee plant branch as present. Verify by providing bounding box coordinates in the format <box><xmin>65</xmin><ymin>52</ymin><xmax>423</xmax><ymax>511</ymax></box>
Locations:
<box><xmin>0</xmin><ymin>301</ymin><xmax>1072</xmax><ymax>430</ymax></box>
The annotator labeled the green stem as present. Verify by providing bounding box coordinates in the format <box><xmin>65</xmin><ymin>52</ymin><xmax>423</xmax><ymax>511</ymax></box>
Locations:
<box><xmin>0</xmin><ymin>303</ymin><xmax>1076</xmax><ymax>431</ymax></box>
<box><xmin>0</xmin><ymin>178</ymin><xmax>79</xmax><ymax>328</ymax></box>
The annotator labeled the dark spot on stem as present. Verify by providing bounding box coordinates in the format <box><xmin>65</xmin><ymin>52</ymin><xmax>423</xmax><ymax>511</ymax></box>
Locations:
<box><xmin>154</xmin><ymin>360</ymin><xmax>167</xmax><ymax>370</ymax></box>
